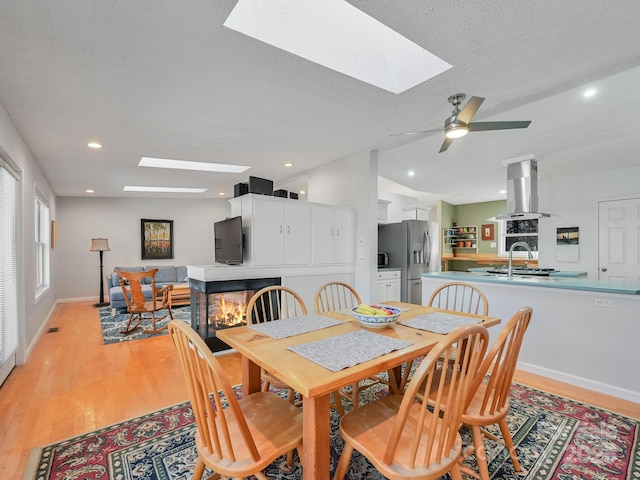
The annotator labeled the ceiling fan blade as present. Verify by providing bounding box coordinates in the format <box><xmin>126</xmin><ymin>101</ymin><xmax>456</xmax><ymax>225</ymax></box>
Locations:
<box><xmin>439</xmin><ymin>137</ymin><xmax>453</xmax><ymax>153</ymax></box>
<box><xmin>390</xmin><ymin>128</ymin><xmax>441</xmax><ymax>137</ymax></box>
<box><xmin>455</xmin><ymin>96</ymin><xmax>485</xmax><ymax>124</ymax></box>
<box><xmin>468</xmin><ymin>120</ymin><xmax>531</xmax><ymax>132</ymax></box>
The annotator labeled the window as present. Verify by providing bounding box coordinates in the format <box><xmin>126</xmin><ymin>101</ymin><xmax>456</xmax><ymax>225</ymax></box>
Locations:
<box><xmin>1</xmin><ymin>161</ymin><xmax>19</xmax><ymax>369</ymax></box>
<box><xmin>35</xmin><ymin>190</ymin><xmax>50</xmax><ymax>299</ymax></box>
<box><xmin>498</xmin><ymin>219</ymin><xmax>539</xmax><ymax>258</ymax></box>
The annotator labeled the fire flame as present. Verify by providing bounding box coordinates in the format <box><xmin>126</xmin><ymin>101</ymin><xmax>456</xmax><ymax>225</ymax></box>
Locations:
<box><xmin>212</xmin><ymin>293</ymin><xmax>246</xmax><ymax>328</ymax></box>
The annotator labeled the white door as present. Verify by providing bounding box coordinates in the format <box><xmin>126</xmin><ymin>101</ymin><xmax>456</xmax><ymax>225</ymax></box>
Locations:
<box><xmin>252</xmin><ymin>198</ymin><xmax>284</xmax><ymax>265</ymax></box>
<box><xmin>333</xmin><ymin>206</ymin><xmax>353</xmax><ymax>264</ymax></box>
<box><xmin>311</xmin><ymin>204</ymin><xmax>335</xmax><ymax>264</ymax></box>
<box><xmin>283</xmin><ymin>202</ymin><xmax>311</xmax><ymax>265</ymax></box>
<box><xmin>598</xmin><ymin>197</ymin><xmax>640</xmax><ymax>282</ymax></box>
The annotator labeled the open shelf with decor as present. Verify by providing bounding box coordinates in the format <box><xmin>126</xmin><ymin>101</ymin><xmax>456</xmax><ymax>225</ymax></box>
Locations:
<box><xmin>442</xmin><ymin>225</ymin><xmax>478</xmax><ymax>253</ymax></box>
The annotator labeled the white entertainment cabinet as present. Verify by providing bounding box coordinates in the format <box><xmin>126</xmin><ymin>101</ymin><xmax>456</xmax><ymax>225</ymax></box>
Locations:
<box><xmin>230</xmin><ymin>193</ymin><xmax>354</xmax><ymax>267</ymax></box>
<box><xmin>187</xmin><ymin>194</ymin><xmax>356</xmax><ymax>311</ymax></box>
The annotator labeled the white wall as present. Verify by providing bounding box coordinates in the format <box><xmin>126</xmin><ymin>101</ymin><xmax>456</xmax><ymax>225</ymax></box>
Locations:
<box><xmin>538</xmin><ymin>164</ymin><xmax>640</xmax><ymax>278</ymax></box>
<box><xmin>0</xmin><ymin>101</ymin><xmax>57</xmax><ymax>363</ymax></box>
<box><xmin>308</xmin><ymin>149</ymin><xmax>378</xmax><ymax>303</ymax></box>
<box><xmin>56</xmin><ymin>197</ymin><xmax>232</xmax><ymax>300</ymax></box>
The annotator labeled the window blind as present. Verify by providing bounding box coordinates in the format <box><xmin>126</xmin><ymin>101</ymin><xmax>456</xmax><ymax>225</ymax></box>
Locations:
<box><xmin>0</xmin><ymin>162</ymin><xmax>18</xmax><ymax>367</ymax></box>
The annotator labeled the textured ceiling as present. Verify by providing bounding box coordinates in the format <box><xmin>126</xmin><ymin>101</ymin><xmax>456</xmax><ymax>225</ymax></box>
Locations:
<box><xmin>0</xmin><ymin>1</ymin><xmax>639</xmax><ymax>204</ymax></box>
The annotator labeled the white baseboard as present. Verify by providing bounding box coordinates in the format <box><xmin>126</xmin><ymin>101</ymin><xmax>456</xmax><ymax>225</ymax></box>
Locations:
<box><xmin>517</xmin><ymin>361</ymin><xmax>640</xmax><ymax>405</ymax></box>
<box><xmin>57</xmin><ymin>296</ymin><xmax>99</xmax><ymax>303</ymax></box>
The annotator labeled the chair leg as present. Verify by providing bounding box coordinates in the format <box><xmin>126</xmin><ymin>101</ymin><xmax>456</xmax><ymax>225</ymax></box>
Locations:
<box><xmin>143</xmin><ymin>311</ymin><xmax>170</xmax><ymax>334</ymax></box>
<box><xmin>449</xmin><ymin>463</ymin><xmax>464</xmax><ymax>480</ymax></box>
<box><xmin>498</xmin><ymin>417</ymin><xmax>522</xmax><ymax>471</ymax></box>
<box><xmin>398</xmin><ymin>359</ymin><xmax>414</xmax><ymax>392</ymax></box>
<box><xmin>471</xmin><ymin>425</ymin><xmax>491</xmax><ymax>480</ymax></box>
<box><xmin>331</xmin><ymin>391</ymin><xmax>345</xmax><ymax>417</ymax></box>
<box><xmin>120</xmin><ymin>313</ymin><xmax>142</xmax><ymax>334</ymax></box>
<box><xmin>334</xmin><ymin>442</ymin><xmax>354</xmax><ymax>480</ymax></box>
<box><xmin>192</xmin><ymin>457</ymin><xmax>206</xmax><ymax>479</ymax></box>
<box><xmin>351</xmin><ymin>382</ymin><xmax>360</xmax><ymax>409</ymax></box>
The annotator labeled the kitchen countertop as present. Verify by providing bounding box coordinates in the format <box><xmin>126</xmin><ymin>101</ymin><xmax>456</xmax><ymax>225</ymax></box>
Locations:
<box><xmin>422</xmin><ymin>271</ymin><xmax>640</xmax><ymax>295</ymax></box>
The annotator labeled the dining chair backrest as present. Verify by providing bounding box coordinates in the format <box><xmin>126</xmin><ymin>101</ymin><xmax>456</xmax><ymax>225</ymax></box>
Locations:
<box><xmin>428</xmin><ymin>281</ymin><xmax>489</xmax><ymax>315</ymax></box>
<box><xmin>314</xmin><ymin>281</ymin><xmax>361</xmax><ymax>314</ymax></box>
<box><xmin>468</xmin><ymin>306</ymin><xmax>532</xmax><ymax>417</ymax></box>
<box><xmin>167</xmin><ymin>320</ymin><xmax>261</xmax><ymax>465</ymax></box>
<box><xmin>246</xmin><ymin>285</ymin><xmax>307</xmax><ymax>324</ymax></box>
<box><xmin>385</xmin><ymin>324</ymin><xmax>489</xmax><ymax>469</ymax></box>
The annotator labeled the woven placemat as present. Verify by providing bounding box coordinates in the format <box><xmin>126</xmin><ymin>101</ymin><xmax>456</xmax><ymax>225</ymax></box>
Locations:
<box><xmin>288</xmin><ymin>329</ymin><xmax>412</xmax><ymax>372</ymax></box>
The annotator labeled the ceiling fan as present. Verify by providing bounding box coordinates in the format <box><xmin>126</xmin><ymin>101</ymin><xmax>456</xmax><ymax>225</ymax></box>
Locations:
<box><xmin>393</xmin><ymin>93</ymin><xmax>531</xmax><ymax>153</ymax></box>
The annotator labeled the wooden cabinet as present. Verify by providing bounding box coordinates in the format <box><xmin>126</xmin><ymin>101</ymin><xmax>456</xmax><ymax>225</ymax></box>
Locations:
<box><xmin>442</xmin><ymin>225</ymin><xmax>478</xmax><ymax>254</ymax></box>
<box><xmin>231</xmin><ymin>194</ymin><xmax>311</xmax><ymax>266</ymax></box>
<box><xmin>375</xmin><ymin>269</ymin><xmax>401</xmax><ymax>302</ymax></box>
<box><xmin>312</xmin><ymin>204</ymin><xmax>353</xmax><ymax>264</ymax></box>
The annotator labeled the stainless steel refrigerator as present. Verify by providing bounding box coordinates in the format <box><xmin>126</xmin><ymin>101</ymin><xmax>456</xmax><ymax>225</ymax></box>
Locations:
<box><xmin>378</xmin><ymin>220</ymin><xmax>440</xmax><ymax>304</ymax></box>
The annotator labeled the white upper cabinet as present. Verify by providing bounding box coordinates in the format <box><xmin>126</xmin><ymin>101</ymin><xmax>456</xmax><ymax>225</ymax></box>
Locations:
<box><xmin>231</xmin><ymin>194</ymin><xmax>352</xmax><ymax>267</ymax></box>
<box><xmin>311</xmin><ymin>204</ymin><xmax>354</xmax><ymax>264</ymax></box>
<box><xmin>231</xmin><ymin>194</ymin><xmax>311</xmax><ymax>266</ymax></box>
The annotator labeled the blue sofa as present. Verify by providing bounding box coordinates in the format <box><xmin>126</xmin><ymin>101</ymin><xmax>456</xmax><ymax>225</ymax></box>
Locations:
<box><xmin>107</xmin><ymin>265</ymin><xmax>188</xmax><ymax>312</ymax></box>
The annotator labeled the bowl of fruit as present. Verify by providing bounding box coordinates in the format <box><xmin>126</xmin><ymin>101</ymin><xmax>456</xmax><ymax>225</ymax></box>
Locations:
<box><xmin>352</xmin><ymin>304</ymin><xmax>402</xmax><ymax>329</ymax></box>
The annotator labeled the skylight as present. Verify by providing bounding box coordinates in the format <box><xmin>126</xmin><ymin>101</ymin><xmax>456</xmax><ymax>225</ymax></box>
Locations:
<box><xmin>139</xmin><ymin>157</ymin><xmax>251</xmax><ymax>173</ymax></box>
<box><xmin>224</xmin><ymin>0</ymin><xmax>452</xmax><ymax>94</ymax></box>
<box><xmin>124</xmin><ymin>186</ymin><xmax>208</xmax><ymax>193</ymax></box>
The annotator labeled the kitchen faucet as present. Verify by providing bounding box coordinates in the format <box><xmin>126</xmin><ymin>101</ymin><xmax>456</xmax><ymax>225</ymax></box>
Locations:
<box><xmin>508</xmin><ymin>241</ymin><xmax>533</xmax><ymax>278</ymax></box>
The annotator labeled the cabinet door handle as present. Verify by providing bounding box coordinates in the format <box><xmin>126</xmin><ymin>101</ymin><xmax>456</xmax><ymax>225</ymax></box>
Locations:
<box><xmin>336</xmin><ymin>228</ymin><xmax>340</xmax><ymax>237</ymax></box>
<box><xmin>287</xmin><ymin>225</ymin><xmax>290</xmax><ymax>234</ymax></box>
<box><xmin>279</xmin><ymin>225</ymin><xmax>283</xmax><ymax>234</ymax></box>
<box><xmin>331</xmin><ymin>228</ymin><xmax>334</xmax><ymax>237</ymax></box>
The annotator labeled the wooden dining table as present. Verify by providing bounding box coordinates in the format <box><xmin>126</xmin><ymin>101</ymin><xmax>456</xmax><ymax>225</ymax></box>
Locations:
<box><xmin>216</xmin><ymin>301</ymin><xmax>500</xmax><ymax>479</ymax></box>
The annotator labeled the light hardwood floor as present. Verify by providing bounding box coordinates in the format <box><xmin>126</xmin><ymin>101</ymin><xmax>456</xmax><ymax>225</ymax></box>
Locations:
<box><xmin>1</xmin><ymin>301</ymin><xmax>638</xmax><ymax>479</ymax></box>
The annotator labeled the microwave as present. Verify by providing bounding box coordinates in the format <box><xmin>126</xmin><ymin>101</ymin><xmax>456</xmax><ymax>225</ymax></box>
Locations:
<box><xmin>377</xmin><ymin>252</ymin><xmax>389</xmax><ymax>267</ymax></box>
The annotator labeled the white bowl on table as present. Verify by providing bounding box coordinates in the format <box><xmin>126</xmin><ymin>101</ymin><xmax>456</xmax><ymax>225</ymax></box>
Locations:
<box><xmin>351</xmin><ymin>306</ymin><xmax>402</xmax><ymax>329</ymax></box>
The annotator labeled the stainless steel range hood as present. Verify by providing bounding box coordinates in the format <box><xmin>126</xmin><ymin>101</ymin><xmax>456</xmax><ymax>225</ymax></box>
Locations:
<box><xmin>494</xmin><ymin>155</ymin><xmax>551</xmax><ymax>220</ymax></box>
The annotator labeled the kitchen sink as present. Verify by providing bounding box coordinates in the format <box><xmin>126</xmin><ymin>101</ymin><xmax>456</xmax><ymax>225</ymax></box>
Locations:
<box><xmin>481</xmin><ymin>273</ymin><xmax>566</xmax><ymax>282</ymax></box>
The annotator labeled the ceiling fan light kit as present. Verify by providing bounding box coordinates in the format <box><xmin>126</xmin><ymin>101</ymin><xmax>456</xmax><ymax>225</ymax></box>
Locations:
<box><xmin>394</xmin><ymin>92</ymin><xmax>532</xmax><ymax>152</ymax></box>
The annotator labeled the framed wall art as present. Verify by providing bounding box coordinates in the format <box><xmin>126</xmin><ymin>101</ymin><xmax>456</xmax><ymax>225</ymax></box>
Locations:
<box><xmin>141</xmin><ymin>219</ymin><xmax>174</xmax><ymax>259</ymax></box>
<box><xmin>481</xmin><ymin>223</ymin><xmax>494</xmax><ymax>241</ymax></box>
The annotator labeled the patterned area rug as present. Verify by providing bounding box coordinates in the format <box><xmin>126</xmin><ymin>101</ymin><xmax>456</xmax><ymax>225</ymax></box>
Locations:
<box><xmin>25</xmin><ymin>382</ymin><xmax>640</xmax><ymax>480</ymax></box>
<box><xmin>98</xmin><ymin>306</ymin><xmax>192</xmax><ymax>344</ymax></box>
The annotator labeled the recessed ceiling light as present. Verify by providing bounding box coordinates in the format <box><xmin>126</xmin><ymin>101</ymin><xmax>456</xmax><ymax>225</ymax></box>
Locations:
<box><xmin>123</xmin><ymin>186</ymin><xmax>208</xmax><ymax>193</ymax></box>
<box><xmin>139</xmin><ymin>157</ymin><xmax>250</xmax><ymax>173</ymax></box>
<box><xmin>85</xmin><ymin>189</ymin><xmax>95</xmax><ymax>193</ymax></box>
<box><xmin>224</xmin><ymin>0</ymin><xmax>452</xmax><ymax>94</ymax></box>
<box><xmin>299</xmin><ymin>190</ymin><xmax>306</xmax><ymax>195</ymax></box>
<box><xmin>408</xmin><ymin>170</ymin><xmax>415</xmax><ymax>177</ymax></box>
<box><xmin>87</xmin><ymin>142</ymin><xmax>102</xmax><ymax>149</ymax></box>
<box><xmin>218</xmin><ymin>192</ymin><xmax>225</xmax><ymax>196</ymax></box>
<box><xmin>284</xmin><ymin>162</ymin><xmax>294</xmax><ymax>167</ymax></box>
<box><xmin>499</xmin><ymin>190</ymin><xmax>507</xmax><ymax>194</ymax></box>
<box><xmin>583</xmin><ymin>88</ymin><xmax>596</xmax><ymax>98</ymax></box>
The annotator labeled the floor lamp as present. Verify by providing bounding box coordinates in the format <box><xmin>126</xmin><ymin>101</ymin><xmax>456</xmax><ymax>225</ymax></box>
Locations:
<box><xmin>90</xmin><ymin>238</ymin><xmax>110</xmax><ymax>308</ymax></box>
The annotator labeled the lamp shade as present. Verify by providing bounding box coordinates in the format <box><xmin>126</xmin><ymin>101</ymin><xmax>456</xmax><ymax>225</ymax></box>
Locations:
<box><xmin>90</xmin><ymin>238</ymin><xmax>110</xmax><ymax>252</ymax></box>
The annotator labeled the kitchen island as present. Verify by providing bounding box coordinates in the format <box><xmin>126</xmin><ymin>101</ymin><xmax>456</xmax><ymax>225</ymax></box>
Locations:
<box><xmin>421</xmin><ymin>271</ymin><xmax>640</xmax><ymax>403</ymax></box>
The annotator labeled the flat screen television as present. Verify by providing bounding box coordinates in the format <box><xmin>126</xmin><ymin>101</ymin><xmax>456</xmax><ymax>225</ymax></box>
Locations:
<box><xmin>214</xmin><ymin>216</ymin><xmax>244</xmax><ymax>265</ymax></box>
